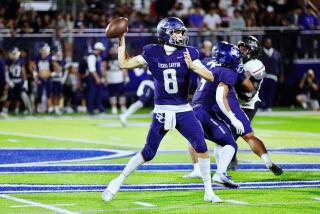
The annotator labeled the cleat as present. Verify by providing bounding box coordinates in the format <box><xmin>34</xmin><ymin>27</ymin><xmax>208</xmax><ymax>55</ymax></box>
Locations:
<box><xmin>102</xmin><ymin>178</ymin><xmax>122</xmax><ymax>202</ymax></box>
<box><xmin>228</xmin><ymin>158</ymin><xmax>238</xmax><ymax>171</ymax></box>
<box><xmin>119</xmin><ymin>114</ymin><xmax>127</xmax><ymax>127</ymax></box>
<box><xmin>212</xmin><ymin>172</ymin><xmax>239</xmax><ymax>189</ymax></box>
<box><xmin>269</xmin><ymin>163</ymin><xmax>283</xmax><ymax>176</ymax></box>
<box><xmin>182</xmin><ymin>170</ymin><xmax>202</xmax><ymax>179</ymax></box>
<box><xmin>204</xmin><ymin>193</ymin><xmax>223</xmax><ymax>203</ymax></box>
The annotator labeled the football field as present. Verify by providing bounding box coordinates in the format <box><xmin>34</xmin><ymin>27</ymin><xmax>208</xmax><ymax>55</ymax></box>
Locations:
<box><xmin>0</xmin><ymin>111</ymin><xmax>319</xmax><ymax>213</ymax></box>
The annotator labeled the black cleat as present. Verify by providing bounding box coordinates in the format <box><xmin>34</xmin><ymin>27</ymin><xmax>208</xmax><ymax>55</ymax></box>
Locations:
<box><xmin>269</xmin><ymin>163</ymin><xmax>283</xmax><ymax>176</ymax></box>
<box><xmin>228</xmin><ymin>158</ymin><xmax>238</xmax><ymax>171</ymax></box>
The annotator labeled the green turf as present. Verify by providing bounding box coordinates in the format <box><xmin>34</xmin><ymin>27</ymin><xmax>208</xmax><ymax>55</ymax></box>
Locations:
<box><xmin>2</xmin><ymin>171</ymin><xmax>320</xmax><ymax>185</ymax></box>
<box><xmin>0</xmin><ymin>112</ymin><xmax>319</xmax><ymax>213</ymax></box>
<box><xmin>1</xmin><ymin>188</ymin><xmax>319</xmax><ymax>214</ymax></box>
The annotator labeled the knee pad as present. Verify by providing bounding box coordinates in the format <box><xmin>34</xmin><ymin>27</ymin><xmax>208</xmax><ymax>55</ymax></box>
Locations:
<box><xmin>141</xmin><ymin>144</ymin><xmax>157</xmax><ymax>162</ymax></box>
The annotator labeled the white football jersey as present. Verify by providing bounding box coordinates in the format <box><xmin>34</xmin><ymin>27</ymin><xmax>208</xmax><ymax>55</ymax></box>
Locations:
<box><xmin>240</xmin><ymin>59</ymin><xmax>265</xmax><ymax>109</ymax></box>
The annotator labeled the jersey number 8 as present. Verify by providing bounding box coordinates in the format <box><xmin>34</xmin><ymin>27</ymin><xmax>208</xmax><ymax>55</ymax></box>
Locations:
<box><xmin>163</xmin><ymin>69</ymin><xmax>178</xmax><ymax>94</ymax></box>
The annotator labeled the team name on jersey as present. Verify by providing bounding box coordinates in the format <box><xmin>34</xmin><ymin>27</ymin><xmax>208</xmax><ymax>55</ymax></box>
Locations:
<box><xmin>158</xmin><ymin>62</ymin><xmax>181</xmax><ymax>69</ymax></box>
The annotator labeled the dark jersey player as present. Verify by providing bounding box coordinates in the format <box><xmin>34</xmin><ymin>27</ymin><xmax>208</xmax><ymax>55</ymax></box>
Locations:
<box><xmin>225</xmin><ymin>36</ymin><xmax>283</xmax><ymax>175</ymax></box>
<box><xmin>102</xmin><ymin>17</ymin><xmax>222</xmax><ymax>203</ymax></box>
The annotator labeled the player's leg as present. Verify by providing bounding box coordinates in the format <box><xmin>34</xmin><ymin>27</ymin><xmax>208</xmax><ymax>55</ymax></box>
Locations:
<box><xmin>182</xmin><ymin>143</ymin><xmax>201</xmax><ymax>178</ymax></box>
<box><xmin>242</xmin><ymin>132</ymin><xmax>283</xmax><ymax>175</ymax></box>
<box><xmin>102</xmin><ymin>113</ymin><xmax>167</xmax><ymax>201</ymax></box>
<box><xmin>176</xmin><ymin>111</ymin><xmax>222</xmax><ymax>203</ymax></box>
<box><xmin>118</xmin><ymin>83</ymin><xmax>126</xmax><ymax>113</ymax></box>
<box><xmin>199</xmin><ymin>112</ymin><xmax>239</xmax><ymax>188</ymax></box>
<box><xmin>241</xmin><ymin>108</ymin><xmax>283</xmax><ymax>175</ymax></box>
<box><xmin>108</xmin><ymin>84</ymin><xmax>118</xmax><ymax>114</ymax></box>
<box><xmin>46</xmin><ymin>80</ymin><xmax>53</xmax><ymax>113</ymax></box>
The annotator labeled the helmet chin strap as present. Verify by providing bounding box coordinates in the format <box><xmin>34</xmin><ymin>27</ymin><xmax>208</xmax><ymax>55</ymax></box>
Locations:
<box><xmin>164</xmin><ymin>44</ymin><xmax>177</xmax><ymax>55</ymax></box>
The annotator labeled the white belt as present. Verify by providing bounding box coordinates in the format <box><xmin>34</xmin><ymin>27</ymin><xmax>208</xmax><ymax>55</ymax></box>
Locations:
<box><xmin>153</xmin><ymin>103</ymin><xmax>192</xmax><ymax>130</ymax></box>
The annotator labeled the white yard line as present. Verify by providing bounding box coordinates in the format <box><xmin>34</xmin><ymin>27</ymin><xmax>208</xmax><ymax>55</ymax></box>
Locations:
<box><xmin>11</xmin><ymin>203</ymin><xmax>75</xmax><ymax>208</ymax></box>
<box><xmin>224</xmin><ymin>199</ymin><xmax>249</xmax><ymax>205</ymax></box>
<box><xmin>314</xmin><ymin>197</ymin><xmax>320</xmax><ymax>201</ymax></box>
<box><xmin>133</xmin><ymin>201</ymin><xmax>156</xmax><ymax>207</ymax></box>
<box><xmin>0</xmin><ymin>194</ymin><xmax>79</xmax><ymax>214</ymax></box>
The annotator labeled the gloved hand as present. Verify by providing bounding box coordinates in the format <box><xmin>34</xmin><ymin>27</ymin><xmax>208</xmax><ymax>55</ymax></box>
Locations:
<box><xmin>229</xmin><ymin>113</ymin><xmax>244</xmax><ymax>135</ymax></box>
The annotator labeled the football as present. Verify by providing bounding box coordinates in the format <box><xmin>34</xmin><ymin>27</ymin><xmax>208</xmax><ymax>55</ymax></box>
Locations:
<box><xmin>105</xmin><ymin>17</ymin><xmax>128</xmax><ymax>38</ymax></box>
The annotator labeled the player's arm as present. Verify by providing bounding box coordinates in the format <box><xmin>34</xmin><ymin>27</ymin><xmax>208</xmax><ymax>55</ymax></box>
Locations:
<box><xmin>87</xmin><ymin>54</ymin><xmax>101</xmax><ymax>84</ymax></box>
<box><xmin>216</xmin><ymin>82</ymin><xmax>244</xmax><ymax>134</ymax></box>
<box><xmin>118</xmin><ymin>34</ymin><xmax>143</xmax><ymax>69</ymax></box>
<box><xmin>184</xmin><ymin>49</ymin><xmax>213</xmax><ymax>82</ymax></box>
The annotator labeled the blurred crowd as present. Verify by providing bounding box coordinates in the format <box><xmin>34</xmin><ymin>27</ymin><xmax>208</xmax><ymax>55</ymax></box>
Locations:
<box><xmin>0</xmin><ymin>0</ymin><xmax>319</xmax><ymax>116</ymax></box>
<box><xmin>0</xmin><ymin>0</ymin><xmax>319</xmax><ymax>32</ymax></box>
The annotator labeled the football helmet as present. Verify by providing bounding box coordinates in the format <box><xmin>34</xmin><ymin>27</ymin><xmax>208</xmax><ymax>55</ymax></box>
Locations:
<box><xmin>8</xmin><ymin>47</ymin><xmax>21</xmax><ymax>60</ymax></box>
<box><xmin>237</xmin><ymin>36</ymin><xmax>261</xmax><ymax>62</ymax></box>
<box><xmin>212</xmin><ymin>41</ymin><xmax>244</xmax><ymax>73</ymax></box>
<box><xmin>39</xmin><ymin>43</ymin><xmax>51</xmax><ymax>58</ymax></box>
<box><xmin>156</xmin><ymin>17</ymin><xmax>188</xmax><ymax>47</ymax></box>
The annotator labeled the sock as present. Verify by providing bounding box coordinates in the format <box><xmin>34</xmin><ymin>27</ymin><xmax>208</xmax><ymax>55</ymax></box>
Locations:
<box><xmin>261</xmin><ymin>153</ymin><xmax>272</xmax><ymax>168</ymax></box>
<box><xmin>193</xmin><ymin>163</ymin><xmax>200</xmax><ymax>174</ymax></box>
<box><xmin>198</xmin><ymin>158</ymin><xmax>213</xmax><ymax>195</ymax></box>
<box><xmin>122</xmin><ymin>100</ymin><xmax>143</xmax><ymax>119</ymax></box>
<box><xmin>118</xmin><ymin>153</ymin><xmax>145</xmax><ymax>183</ymax></box>
<box><xmin>217</xmin><ymin>145</ymin><xmax>235</xmax><ymax>174</ymax></box>
<box><xmin>213</xmin><ymin>145</ymin><xmax>222</xmax><ymax>166</ymax></box>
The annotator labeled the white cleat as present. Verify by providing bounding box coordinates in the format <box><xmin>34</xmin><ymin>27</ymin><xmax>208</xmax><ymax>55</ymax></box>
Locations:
<box><xmin>119</xmin><ymin>114</ymin><xmax>127</xmax><ymax>127</ymax></box>
<box><xmin>212</xmin><ymin>172</ymin><xmax>239</xmax><ymax>189</ymax></box>
<box><xmin>102</xmin><ymin>178</ymin><xmax>122</xmax><ymax>202</ymax></box>
<box><xmin>204</xmin><ymin>193</ymin><xmax>223</xmax><ymax>203</ymax></box>
<box><xmin>182</xmin><ymin>171</ymin><xmax>202</xmax><ymax>179</ymax></box>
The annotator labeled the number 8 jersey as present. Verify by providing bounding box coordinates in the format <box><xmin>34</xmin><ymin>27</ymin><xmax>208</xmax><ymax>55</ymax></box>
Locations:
<box><xmin>137</xmin><ymin>44</ymin><xmax>201</xmax><ymax>105</ymax></box>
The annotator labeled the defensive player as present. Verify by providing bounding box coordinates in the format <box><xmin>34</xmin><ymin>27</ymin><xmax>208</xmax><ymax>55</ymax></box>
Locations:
<box><xmin>191</xmin><ymin>41</ymin><xmax>245</xmax><ymax>188</ymax></box>
<box><xmin>119</xmin><ymin>69</ymin><xmax>154</xmax><ymax>126</ymax></box>
<box><xmin>102</xmin><ymin>17</ymin><xmax>222</xmax><ymax>203</ymax></box>
<box><xmin>184</xmin><ymin>37</ymin><xmax>283</xmax><ymax>178</ymax></box>
<box><xmin>225</xmin><ymin>36</ymin><xmax>283</xmax><ymax>175</ymax></box>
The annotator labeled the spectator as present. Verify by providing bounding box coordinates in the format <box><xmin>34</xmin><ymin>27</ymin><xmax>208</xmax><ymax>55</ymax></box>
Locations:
<box><xmin>296</xmin><ymin>69</ymin><xmax>319</xmax><ymax>111</ymax></box>
<box><xmin>230</xmin><ymin>9</ymin><xmax>245</xmax><ymax>29</ymax></box>
<box><xmin>229</xmin><ymin>9</ymin><xmax>246</xmax><ymax>44</ymax></box>
<box><xmin>188</xmin><ymin>2</ymin><xmax>205</xmax><ymax>28</ymax></box>
<box><xmin>201</xmin><ymin>5</ymin><xmax>221</xmax><ymax>31</ymax></box>
<box><xmin>283</xmin><ymin>6</ymin><xmax>302</xmax><ymax>26</ymax></box>
<box><xmin>220</xmin><ymin>8</ymin><xmax>230</xmax><ymax>28</ymax></box>
<box><xmin>199</xmin><ymin>40</ymin><xmax>213</xmax><ymax>59</ymax></box>
<box><xmin>259</xmin><ymin>38</ymin><xmax>284</xmax><ymax>112</ymax></box>
<box><xmin>298</xmin><ymin>6</ymin><xmax>319</xmax><ymax>58</ymax></box>
<box><xmin>0</xmin><ymin>49</ymin><xmax>6</xmax><ymax>115</ymax></box>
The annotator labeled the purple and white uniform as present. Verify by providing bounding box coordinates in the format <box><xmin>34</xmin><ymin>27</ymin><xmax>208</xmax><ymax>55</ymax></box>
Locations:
<box><xmin>137</xmin><ymin>44</ymin><xmax>207</xmax><ymax>161</ymax></box>
<box><xmin>6</xmin><ymin>59</ymin><xmax>25</xmax><ymax>101</ymax></box>
<box><xmin>36</xmin><ymin>55</ymin><xmax>52</xmax><ymax>97</ymax></box>
<box><xmin>136</xmin><ymin>70</ymin><xmax>154</xmax><ymax>104</ymax></box>
<box><xmin>192</xmin><ymin>58</ymin><xmax>238</xmax><ymax>149</ymax></box>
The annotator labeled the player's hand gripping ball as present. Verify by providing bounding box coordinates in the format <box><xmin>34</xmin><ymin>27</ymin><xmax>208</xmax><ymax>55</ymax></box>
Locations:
<box><xmin>105</xmin><ymin>17</ymin><xmax>128</xmax><ymax>38</ymax></box>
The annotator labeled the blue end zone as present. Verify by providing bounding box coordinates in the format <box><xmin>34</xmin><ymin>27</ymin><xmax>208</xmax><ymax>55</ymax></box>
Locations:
<box><xmin>0</xmin><ymin>148</ymin><xmax>135</xmax><ymax>165</ymax></box>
